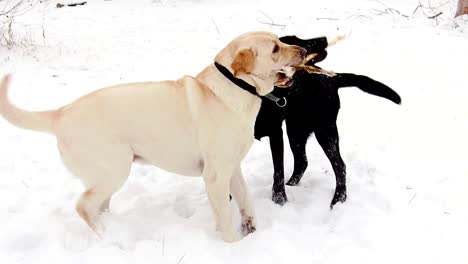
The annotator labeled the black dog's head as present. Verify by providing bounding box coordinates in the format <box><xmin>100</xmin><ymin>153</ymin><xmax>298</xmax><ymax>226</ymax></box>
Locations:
<box><xmin>273</xmin><ymin>35</ymin><xmax>330</xmax><ymax>87</ymax></box>
<box><xmin>279</xmin><ymin>35</ymin><xmax>328</xmax><ymax>66</ymax></box>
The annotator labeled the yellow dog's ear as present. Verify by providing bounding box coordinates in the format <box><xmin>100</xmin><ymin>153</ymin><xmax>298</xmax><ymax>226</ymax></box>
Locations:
<box><xmin>231</xmin><ymin>49</ymin><xmax>255</xmax><ymax>77</ymax></box>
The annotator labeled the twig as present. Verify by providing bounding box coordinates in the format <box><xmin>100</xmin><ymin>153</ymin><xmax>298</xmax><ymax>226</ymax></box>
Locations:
<box><xmin>177</xmin><ymin>254</ymin><xmax>186</xmax><ymax>264</ymax></box>
<box><xmin>210</xmin><ymin>18</ymin><xmax>220</xmax><ymax>36</ymax></box>
<box><xmin>2</xmin><ymin>0</ymin><xmax>41</xmax><ymax>17</ymax></box>
<box><xmin>428</xmin><ymin>11</ymin><xmax>443</xmax><ymax>19</ymax></box>
<box><xmin>415</xmin><ymin>1</ymin><xmax>444</xmax><ymax>22</ymax></box>
<box><xmin>328</xmin><ymin>33</ymin><xmax>348</xmax><ymax>47</ymax></box>
<box><xmin>373</xmin><ymin>0</ymin><xmax>410</xmax><ymax>18</ymax></box>
<box><xmin>374</xmin><ymin>0</ymin><xmax>400</xmax><ymax>12</ymax></box>
<box><xmin>57</xmin><ymin>1</ymin><xmax>87</xmax><ymax>8</ymax></box>
<box><xmin>413</xmin><ymin>4</ymin><xmax>422</xmax><ymax>15</ymax></box>
<box><xmin>316</xmin><ymin>17</ymin><xmax>339</xmax><ymax>21</ymax></box>
<box><xmin>256</xmin><ymin>10</ymin><xmax>286</xmax><ymax>29</ymax></box>
<box><xmin>408</xmin><ymin>193</ymin><xmax>417</xmax><ymax>205</ymax></box>
<box><xmin>0</xmin><ymin>0</ymin><xmax>25</xmax><ymax>17</ymax></box>
<box><xmin>67</xmin><ymin>1</ymin><xmax>87</xmax><ymax>7</ymax></box>
<box><xmin>346</xmin><ymin>14</ymin><xmax>373</xmax><ymax>20</ymax></box>
<box><xmin>41</xmin><ymin>2</ymin><xmax>46</xmax><ymax>44</ymax></box>
<box><xmin>21</xmin><ymin>180</ymin><xmax>29</xmax><ymax>188</ymax></box>
<box><xmin>373</xmin><ymin>8</ymin><xmax>388</xmax><ymax>15</ymax></box>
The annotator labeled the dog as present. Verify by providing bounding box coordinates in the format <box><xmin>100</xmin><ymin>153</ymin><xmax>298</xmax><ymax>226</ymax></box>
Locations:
<box><xmin>0</xmin><ymin>31</ymin><xmax>306</xmax><ymax>242</ymax></box>
<box><xmin>254</xmin><ymin>35</ymin><xmax>401</xmax><ymax>208</ymax></box>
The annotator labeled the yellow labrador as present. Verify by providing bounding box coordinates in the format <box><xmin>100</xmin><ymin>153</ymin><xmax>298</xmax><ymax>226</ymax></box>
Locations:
<box><xmin>0</xmin><ymin>31</ymin><xmax>305</xmax><ymax>242</ymax></box>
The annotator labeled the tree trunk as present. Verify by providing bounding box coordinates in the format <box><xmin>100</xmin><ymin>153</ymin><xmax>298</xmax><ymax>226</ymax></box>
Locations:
<box><xmin>455</xmin><ymin>0</ymin><xmax>468</xmax><ymax>17</ymax></box>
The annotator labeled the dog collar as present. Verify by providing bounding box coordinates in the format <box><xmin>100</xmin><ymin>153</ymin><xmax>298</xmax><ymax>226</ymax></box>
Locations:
<box><xmin>214</xmin><ymin>62</ymin><xmax>287</xmax><ymax>107</ymax></box>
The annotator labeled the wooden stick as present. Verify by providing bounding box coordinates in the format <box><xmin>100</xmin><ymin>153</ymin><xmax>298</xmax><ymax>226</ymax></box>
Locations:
<box><xmin>328</xmin><ymin>33</ymin><xmax>349</xmax><ymax>47</ymax></box>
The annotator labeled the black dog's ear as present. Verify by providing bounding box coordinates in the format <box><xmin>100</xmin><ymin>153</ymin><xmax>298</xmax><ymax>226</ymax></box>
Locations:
<box><xmin>280</xmin><ymin>35</ymin><xmax>329</xmax><ymax>65</ymax></box>
<box><xmin>279</xmin><ymin>35</ymin><xmax>302</xmax><ymax>45</ymax></box>
<box><xmin>280</xmin><ymin>35</ymin><xmax>328</xmax><ymax>55</ymax></box>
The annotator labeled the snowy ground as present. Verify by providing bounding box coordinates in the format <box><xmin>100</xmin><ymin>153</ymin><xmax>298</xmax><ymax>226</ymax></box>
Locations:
<box><xmin>0</xmin><ymin>0</ymin><xmax>467</xmax><ymax>263</ymax></box>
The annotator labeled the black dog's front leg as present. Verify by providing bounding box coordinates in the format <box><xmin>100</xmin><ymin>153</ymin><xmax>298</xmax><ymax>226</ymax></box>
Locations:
<box><xmin>269</xmin><ymin>128</ymin><xmax>288</xmax><ymax>205</ymax></box>
<box><xmin>285</xmin><ymin>130</ymin><xmax>309</xmax><ymax>186</ymax></box>
<box><xmin>315</xmin><ymin>125</ymin><xmax>347</xmax><ymax>209</ymax></box>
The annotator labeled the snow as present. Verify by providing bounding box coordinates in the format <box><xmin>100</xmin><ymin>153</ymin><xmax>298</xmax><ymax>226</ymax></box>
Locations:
<box><xmin>0</xmin><ymin>0</ymin><xmax>467</xmax><ymax>263</ymax></box>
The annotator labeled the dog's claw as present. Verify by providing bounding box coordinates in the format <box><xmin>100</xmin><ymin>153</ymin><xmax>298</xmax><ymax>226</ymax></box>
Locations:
<box><xmin>272</xmin><ymin>190</ymin><xmax>288</xmax><ymax>205</ymax></box>
<box><xmin>285</xmin><ymin>177</ymin><xmax>300</xmax><ymax>186</ymax></box>
<box><xmin>330</xmin><ymin>189</ymin><xmax>347</xmax><ymax>209</ymax></box>
<box><xmin>241</xmin><ymin>217</ymin><xmax>256</xmax><ymax>235</ymax></box>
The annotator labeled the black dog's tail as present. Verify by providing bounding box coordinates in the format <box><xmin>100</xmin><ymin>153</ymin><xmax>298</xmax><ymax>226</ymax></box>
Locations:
<box><xmin>334</xmin><ymin>73</ymin><xmax>401</xmax><ymax>104</ymax></box>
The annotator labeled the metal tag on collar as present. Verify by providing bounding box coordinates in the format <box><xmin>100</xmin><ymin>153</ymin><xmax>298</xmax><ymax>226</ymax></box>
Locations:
<box><xmin>264</xmin><ymin>93</ymin><xmax>287</xmax><ymax>107</ymax></box>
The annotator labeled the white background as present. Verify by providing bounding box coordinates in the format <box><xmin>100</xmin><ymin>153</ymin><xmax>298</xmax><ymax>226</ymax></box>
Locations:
<box><xmin>0</xmin><ymin>0</ymin><xmax>467</xmax><ymax>263</ymax></box>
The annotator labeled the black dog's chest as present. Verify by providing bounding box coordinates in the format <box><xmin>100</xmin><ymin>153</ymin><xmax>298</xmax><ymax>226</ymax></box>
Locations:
<box><xmin>254</xmin><ymin>75</ymin><xmax>340</xmax><ymax>140</ymax></box>
<box><xmin>284</xmin><ymin>74</ymin><xmax>341</xmax><ymax>117</ymax></box>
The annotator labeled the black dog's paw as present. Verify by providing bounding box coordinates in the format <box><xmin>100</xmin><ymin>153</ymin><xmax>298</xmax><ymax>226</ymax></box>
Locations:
<box><xmin>330</xmin><ymin>189</ymin><xmax>347</xmax><ymax>209</ymax></box>
<box><xmin>286</xmin><ymin>176</ymin><xmax>300</xmax><ymax>186</ymax></box>
<box><xmin>272</xmin><ymin>190</ymin><xmax>288</xmax><ymax>205</ymax></box>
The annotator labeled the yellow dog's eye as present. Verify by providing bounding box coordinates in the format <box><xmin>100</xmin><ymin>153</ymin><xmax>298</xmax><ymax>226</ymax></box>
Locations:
<box><xmin>272</xmin><ymin>44</ymin><xmax>280</xmax><ymax>53</ymax></box>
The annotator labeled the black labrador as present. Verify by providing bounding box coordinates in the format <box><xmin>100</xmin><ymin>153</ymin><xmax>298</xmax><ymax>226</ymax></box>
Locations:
<box><xmin>254</xmin><ymin>36</ymin><xmax>402</xmax><ymax>208</ymax></box>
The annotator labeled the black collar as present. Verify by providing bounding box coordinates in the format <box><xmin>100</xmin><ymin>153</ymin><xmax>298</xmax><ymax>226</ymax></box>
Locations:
<box><xmin>214</xmin><ymin>61</ymin><xmax>259</xmax><ymax>97</ymax></box>
<box><xmin>213</xmin><ymin>61</ymin><xmax>287</xmax><ymax>107</ymax></box>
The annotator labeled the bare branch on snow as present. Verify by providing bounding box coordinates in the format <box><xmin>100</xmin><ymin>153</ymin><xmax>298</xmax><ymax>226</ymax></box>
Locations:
<box><xmin>256</xmin><ymin>10</ymin><xmax>287</xmax><ymax>30</ymax></box>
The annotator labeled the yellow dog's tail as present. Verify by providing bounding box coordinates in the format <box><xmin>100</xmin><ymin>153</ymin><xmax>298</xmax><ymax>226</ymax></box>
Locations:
<box><xmin>0</xmin><ymin>74</ymin><xmax>57</xmax><ymax>134</ymax></box>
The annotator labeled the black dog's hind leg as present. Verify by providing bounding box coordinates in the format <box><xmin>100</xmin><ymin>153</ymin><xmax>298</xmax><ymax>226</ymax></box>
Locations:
<box><xmin>285</xmin><ymin>132</ymin><xmax>309</xmax><ymax>186</ymax></box>
<box><xmin>269</xmin><ymin>128</ymin><xmax>288</xmax><ymax>205</ymax></box>
<box><xmin>315</xmin><ymin>125</ymin><xmax>347</xmax><ymax>209</ymax></box>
